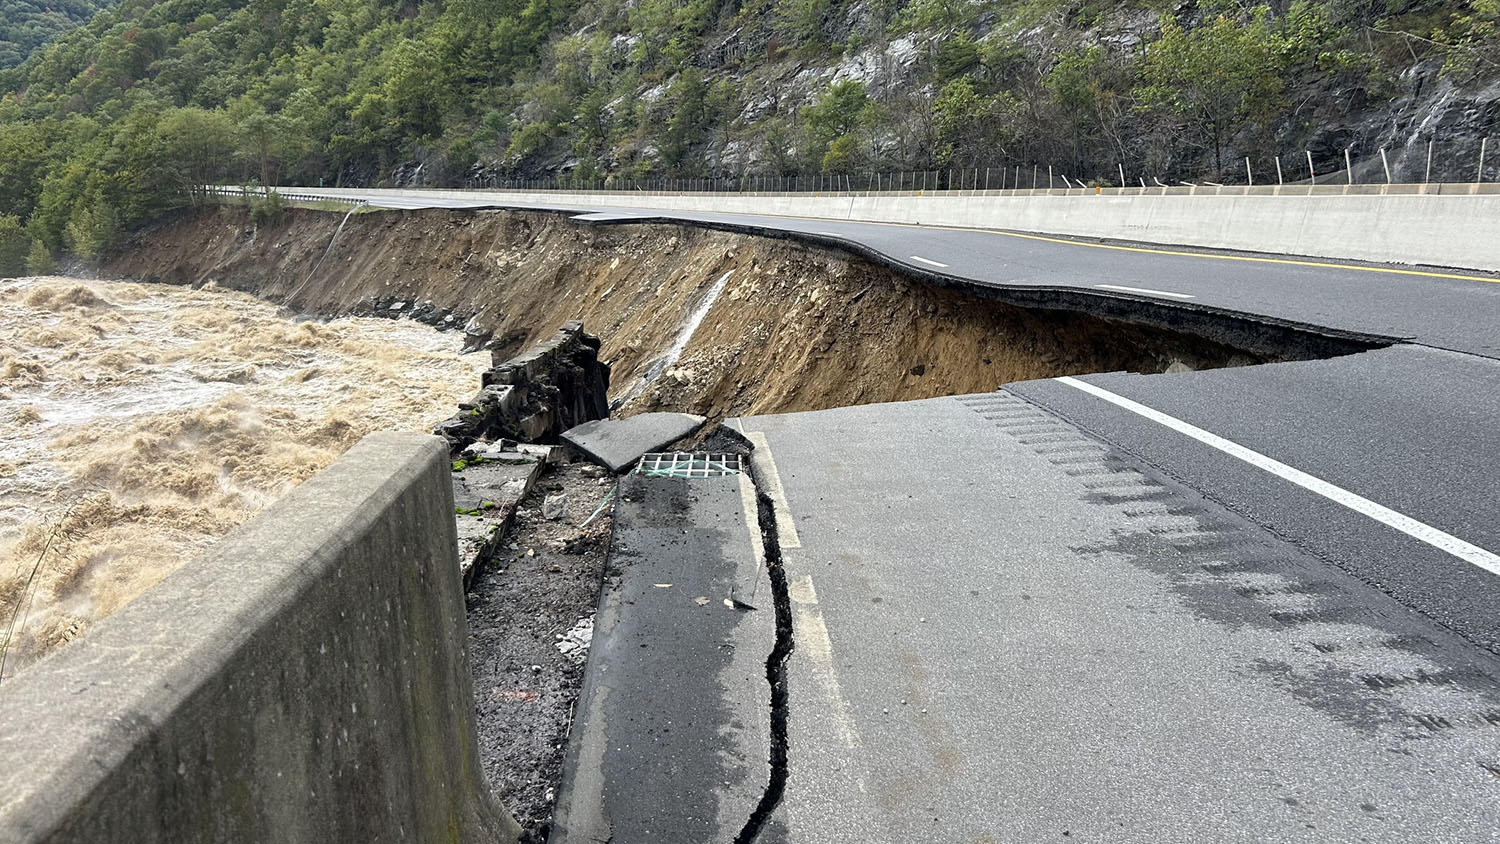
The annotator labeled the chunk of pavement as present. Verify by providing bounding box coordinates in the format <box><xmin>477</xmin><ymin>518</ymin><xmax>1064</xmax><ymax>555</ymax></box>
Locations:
<box><xmin>543</xmin><ymin>493</ymin><xmax>569</xmax><ymax>520</ymax></box>
<box><xmin>561</xmin><ymin>413</ymin><xmax>707</xmax><ymax>474</ymax></box>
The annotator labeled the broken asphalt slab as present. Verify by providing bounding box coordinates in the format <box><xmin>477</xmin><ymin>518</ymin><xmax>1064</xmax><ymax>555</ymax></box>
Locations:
<box><xmin>562</xmin><ymin>412</ymin><xmax>707</xmax><ymax>474</ymax></box>
<box><xmin>552</xmin><ymin>469</ymin><xmax>775</xmax><ymax>844</ymax></box>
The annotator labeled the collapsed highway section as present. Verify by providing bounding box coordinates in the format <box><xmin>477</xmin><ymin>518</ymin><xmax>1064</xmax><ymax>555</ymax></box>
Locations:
<box><xmin>34</xmin><ymin>196</ymin><xmax>1495</xmax><ymax>842</ymax></box>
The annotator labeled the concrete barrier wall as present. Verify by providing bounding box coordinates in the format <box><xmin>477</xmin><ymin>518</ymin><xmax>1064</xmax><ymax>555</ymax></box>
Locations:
<box><xmin>278</xmin><ymin>186</ymin><xmax>1500</xmax><ymax>272</ymax></box>
<box><xmin>0</xmin><ymin>433</ymin><xmax>521</xmax><ymax>844</ymax></box>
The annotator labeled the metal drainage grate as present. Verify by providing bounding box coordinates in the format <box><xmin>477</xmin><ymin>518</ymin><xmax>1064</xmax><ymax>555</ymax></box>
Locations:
<box><xmin>635</xmin><ymin>452</ymin><xmax>744</xmax><ymax>478</ymax></box>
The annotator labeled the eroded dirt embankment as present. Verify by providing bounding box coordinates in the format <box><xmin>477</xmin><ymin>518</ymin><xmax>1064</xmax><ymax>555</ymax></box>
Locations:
<box><xmin>106</xmin><ymin>207</ymin><xmax>1280</xmax><ymax>421</ymax></box>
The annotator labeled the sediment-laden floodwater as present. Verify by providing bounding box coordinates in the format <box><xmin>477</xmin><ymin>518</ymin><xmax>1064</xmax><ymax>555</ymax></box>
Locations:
<box><xmin>0</xmin><ymin>276</ymin><xmax>487</xmax><ymax>678</ymax></box>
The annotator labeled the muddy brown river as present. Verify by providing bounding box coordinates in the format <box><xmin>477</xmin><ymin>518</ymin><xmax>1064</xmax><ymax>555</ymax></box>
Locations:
<box><xmin>0</xmin><ymin>276</ymin><xmax>485</xmax><ymax>678</ymax></box>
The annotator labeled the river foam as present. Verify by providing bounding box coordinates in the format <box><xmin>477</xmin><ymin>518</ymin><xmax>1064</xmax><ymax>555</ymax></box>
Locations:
<box><xmin>1</xmin><ymin>277</ymin><xmax>486</xmax><ymax>677</ymax></box>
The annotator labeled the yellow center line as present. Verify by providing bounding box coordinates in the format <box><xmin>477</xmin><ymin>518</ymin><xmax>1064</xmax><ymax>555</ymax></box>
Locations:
<box><xmin>977</xmin><ymin>228</ymin><xmax>1500</xmax><ymax>283</ymax></box>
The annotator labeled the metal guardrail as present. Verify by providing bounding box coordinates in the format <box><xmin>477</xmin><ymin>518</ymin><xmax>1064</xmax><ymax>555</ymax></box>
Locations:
<box><xmin>204</xmin><ymin>186</ymin><xmax>369</xmax><ymax>205</ymax></box>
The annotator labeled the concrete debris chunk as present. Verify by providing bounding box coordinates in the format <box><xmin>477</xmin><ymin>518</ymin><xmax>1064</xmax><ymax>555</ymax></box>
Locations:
<box><xmin>555</xmin><ymin>615</ymin><xmax>594</xmax><ymax>664</ymax></box>
<box><xmin>435</xmin><ymin>321</ymin><xmax>611</xmax><ymax>453</ymax></box>
<box><xmin>543</xmin><ymin>494</ymin><xmax>569</xmax><ymax>520</ymax></box>
<box><xmin>561</xmin><ymin>412</ymin><xmax>707</xmax><ymax>474</ymax></box>
<box><xmin>463</xmin><ymin>438</ymin><xmax>563</xmax><ymax>465</ymax></box>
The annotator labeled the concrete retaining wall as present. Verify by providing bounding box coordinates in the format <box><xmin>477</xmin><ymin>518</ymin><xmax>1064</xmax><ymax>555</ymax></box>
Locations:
<box><xmin>280</xmin><ymin>186</ymin><xmax>1500</xmax><ymax>272</ymax></box>
<box><xmin>0</xmin><ymin>433</ymin><xmax>521</xmax><ymax>844</ymax></box>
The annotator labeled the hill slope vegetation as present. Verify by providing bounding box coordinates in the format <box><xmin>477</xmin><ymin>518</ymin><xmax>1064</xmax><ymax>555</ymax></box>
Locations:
<box><xmin>0</xmin><ymin>0</ymin><xmax>117</xmax><ymax>69</ymax></box>
<box><xmin>0</xmin><ymin>0</ymin><xmax>1496</xmax><ymax>262</ymax></box>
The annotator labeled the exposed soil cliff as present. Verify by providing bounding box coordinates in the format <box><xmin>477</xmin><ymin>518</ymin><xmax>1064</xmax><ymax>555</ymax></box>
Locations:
<box><xmin>105</xmin><ymin>206</ymin><xmax>1277</xmax><ymax>423</ymax></box>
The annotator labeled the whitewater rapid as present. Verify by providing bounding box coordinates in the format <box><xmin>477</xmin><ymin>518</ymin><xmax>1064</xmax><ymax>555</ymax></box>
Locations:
<box><xmin>0</xmin><ymin>276</ymin><xmax>487</xmax><ymax>677</ymax></box>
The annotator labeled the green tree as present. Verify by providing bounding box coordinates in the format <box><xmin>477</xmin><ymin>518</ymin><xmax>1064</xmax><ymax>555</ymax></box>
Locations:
<box><xmin>932</xmin><ymin>76</ymin><xmax>1021</xmax><ymax>167</ymax></box>
<box><xmin>236</xmin><ymin>109</ymin><xmax>286</xmax><ymax>186</ymax></box>
<box><xmin>803</xmin><ymin>80</ymin><xmax>880</xmax><ymax>170</ymax></box>
<box><xmin>0</xmin><ymin>214</ymin><xmax>28</xmax><ymax>276</ymax></box>
<box><xmin>25</xmin><ymin>238</ymin><xmax>54</xmax><ymax>274</ymax></box>
<box><xmin>158</xmin><ymin>107</ymin><xmax>235</xmax><ymax>202</ymax></box>
<box><xmin>1135</xmin><ymin>11</ymin><xmax>1285</xmax><ymax>174</ymax></box>
<box><xmin>63</xmin><ymin>197</ymin><xmax>120</xmax><ymax>260</ymax></box>
<box><xmin>0</xmin><ymin>121</ymin><xmax>53</xmax><ymax>218</ymax></box>
<box><xmin>660</xmin><ymin>68</ymin><xmax>712</xmax><ymax>171</ymax></box>
<box><xmin>933</xmin><ymin>34</ymin><xmax>981</xmax><ymax>80</ymax></box>
<box><xmin>774</xmin><ymin>0</ymin><xmax>833</xmax><ymax>46</ymax></box>
<box><xmin>894</xmin><ymin>0</ymin><xmax>981</xmax><ymax>36</ymax></box>
<box><xmin>1432</xmin><ymin>0</ymin><xmax>1499</xmax><ymax>78</ymax></box>
<box><xmin>821</xmin><ymin>134</ymin><xmax>866</xmax><ymax>173</ymax></box>
<box><xmin>1045</xmin><ymin>47</ymin><xmax>1128</xmax><ymax>173</ymax></box>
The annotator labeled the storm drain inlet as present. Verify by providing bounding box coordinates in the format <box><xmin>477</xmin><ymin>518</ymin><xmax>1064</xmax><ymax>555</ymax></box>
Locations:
<box><xmin>635</xmin><ymin>452</ymin><xmax>745</xmax><ymax>478</ymax></box>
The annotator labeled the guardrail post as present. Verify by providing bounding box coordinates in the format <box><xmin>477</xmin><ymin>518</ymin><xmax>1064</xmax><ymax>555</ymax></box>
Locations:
<box><xmin>1119</xmin><ymin>163</ymin><xmax>1126</xmax><ymax>188</ymax></box>
<box><xmin>1306</xmin><ymin>150</ymin><xmax>1316</xmax><ymax>183</ymax></box>
<box><xmin>1245</xmin><ymin>157</ymin><xmax>1252</xmax><ymax>186</ymax></box>
<box><xmin>1426</xmin><ymin>139</ymin><xmax>1434</xmax><ymax>184</ymax></box>
<box><xmin>1345</xmin><ymin>147</ymin><xmax>1354</xmax><ymax>184</ymax></box>
<box><xmin>1479</xmin><ymin>138</ymin><xmax>1489</xmax><ymax>183</ymax></box>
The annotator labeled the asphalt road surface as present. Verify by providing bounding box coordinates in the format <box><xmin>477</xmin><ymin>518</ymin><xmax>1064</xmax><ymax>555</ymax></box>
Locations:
<box><xmin>734</xmin><ymin>396</ymin><xmax>1500</xmax><ymax>843</ymax></box>
<box><xmin>273</xmin><ymin>187</ymin><xmax>1500</xmax><ymax>841</ymax></box>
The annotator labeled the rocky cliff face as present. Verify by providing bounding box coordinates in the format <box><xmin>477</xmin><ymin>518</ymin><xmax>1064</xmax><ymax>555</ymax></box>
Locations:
<box><xmin>427</xmin><ymin>0</ymin><xmax>1500</xmax><ymax>188</ymax></box>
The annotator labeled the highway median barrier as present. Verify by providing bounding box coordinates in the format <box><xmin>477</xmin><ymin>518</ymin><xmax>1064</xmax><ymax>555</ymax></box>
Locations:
<box><xmin>239</xmin><ymin>184</ymin><xmax>1500</xmax><ymax>272</ymax></box>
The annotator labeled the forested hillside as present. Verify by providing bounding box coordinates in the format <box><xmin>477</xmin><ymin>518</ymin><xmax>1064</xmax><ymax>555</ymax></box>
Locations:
<box><xmin>1</xmin><ymin>0</ymin><xmax>1497</xmax><ymax>265</ymax></box>
<box><xmin>0</xmin><ymin>0</ymin><xmax>116</xmax><ymax>68</ymax></box>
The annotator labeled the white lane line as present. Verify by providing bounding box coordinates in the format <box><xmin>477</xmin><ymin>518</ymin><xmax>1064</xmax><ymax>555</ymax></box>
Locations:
<box><xmin>737</xmin><ymin>472</ymin><xmax>768</xmax><ymax>605</ymax></box>
<box><xmin>1094</xmin><ymin>283</ymin><xmax>1194</xmax><ymax>299</ymax></box>
<box><xmin>746</xmin><ymin>431</ymin><xmax>802</xmax><ymax>549</ymax></box>
<box><xmin>909</xmin><ymin>255</ymin><xmax>949</xmax><ymax>268</ymax></box>
<box><xmin>789</xmin><ymin>575</ymin><xmax>862</xmax><ymax>750</ymax></box>
<box><xmin>1057</xmin><ymin>376</ymin><xmax>1500</xmax><ymax>576</ymax></box>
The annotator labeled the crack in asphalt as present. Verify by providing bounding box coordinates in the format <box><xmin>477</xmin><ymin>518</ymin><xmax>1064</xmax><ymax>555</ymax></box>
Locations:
<box><xmin>732</xmin><ymin>460</ymin><xmax>795</xmax><ymax>844</ymax></box>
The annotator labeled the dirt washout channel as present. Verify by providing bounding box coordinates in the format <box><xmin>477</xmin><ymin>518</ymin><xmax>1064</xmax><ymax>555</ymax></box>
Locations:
<box><xmin>106</xmin><ymin>206</ymin><xmax>1377</xmax><ymax>421</ymax></box>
